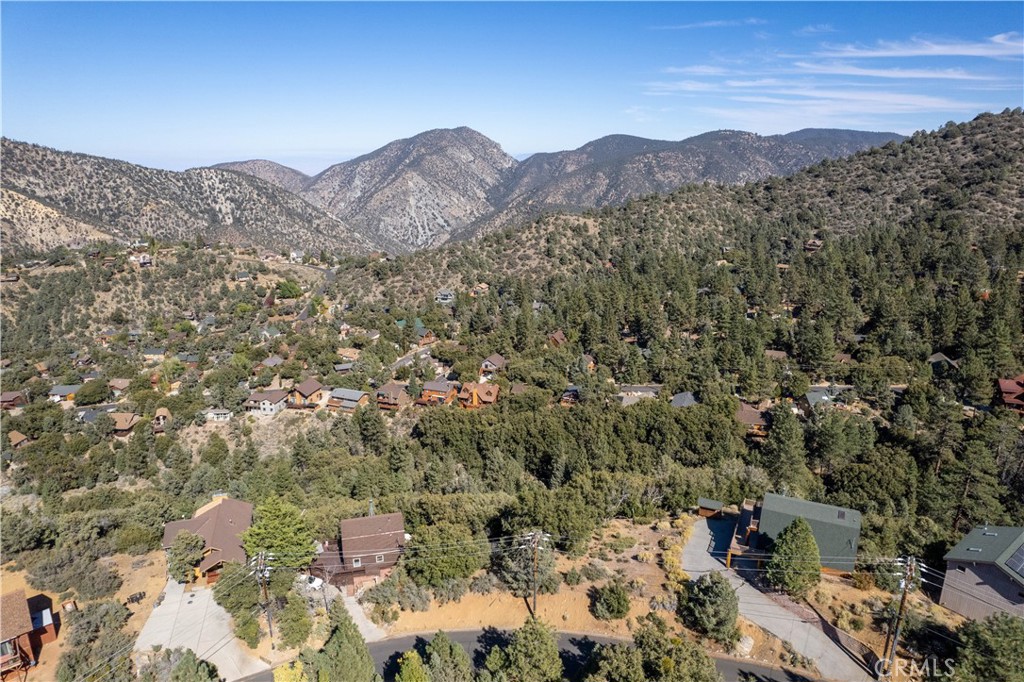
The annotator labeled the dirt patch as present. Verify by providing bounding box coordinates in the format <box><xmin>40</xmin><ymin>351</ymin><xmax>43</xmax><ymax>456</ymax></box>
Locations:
<box><xmin>104</xmin><ymin>551</ymin><xmax>171</xmax><ymax>635</ymax></box>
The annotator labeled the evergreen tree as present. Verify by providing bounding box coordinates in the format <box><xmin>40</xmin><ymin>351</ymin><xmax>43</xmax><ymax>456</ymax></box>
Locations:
<box><xmin>761</xmin><ymin>405</ymin><xmax>814</xmax><ymax>497</ymax></box>
<box><xmin>169</xmin><ymin>649</ymin><xmax>219</xmax><ymax>682</ymax></box>
<box><xmin>241</xmin><ymin>495</ymin><xmax>315</xmax><ymax>568</ymax></box>
<box><xmin>683</xmin><ymin>572</ymin><xmax>739</xmax><ymax>643</ymax></box>
<box><xmin>395</xmin><ymin>650</ymin><xmax>431</xmax><ymax>682</ymax></box>
<box><xmin>301</xmin><ymin>601</ymin><xmax>378</xmax><ymax>682</ymax></box>
<box><xmin>277</xmin><ymin>593</ymin><xmax>312</xmax><ymax>649</ymax></box>
<box><xmin>492</xmin><ymin>618</ymin><xmax>562</xmax><ymax>682</ymax></box>
<box><xmin>583</xmin><ymin>643</ymin><xmax>646</xmax><ymax>682</ymax></box>
<box><xmin>166</xmin><ymin>530</ymin><xmax>206</xmax><ymax>583</ymax></box>
<box><xmin>405</xmin><ymin>522</ymin><xmax>488</xmax><ymax>588</ymax></box>
<box><xmin>953</xmin><ymin>612</ymin><xmax>1024</xmax><ymax>682</ymax></box>
<box><xmin>632</xmin><ymin>613</ymin><xmax>722</xmax><ymax>682</ymax></box>
<box><xmin>765</xmin><ymin>517</ymin><xmax>820</xmax><ymax>598</ymax></box>
<box><xmin>425</xmin><ymin>630</ymin><xmax>473</xmax><ymax>682</ymax></box>
<box><xmin>492</xmin><ymin>534</ymin><xmax>559</xmax><ymax>599</ymax></box>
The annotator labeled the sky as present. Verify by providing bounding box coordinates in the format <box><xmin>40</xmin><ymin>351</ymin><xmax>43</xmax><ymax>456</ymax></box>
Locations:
<box><xmin>2</xmin><ymin>2</ymin><xmax>1022</xmax><ymax>174</ymax></box>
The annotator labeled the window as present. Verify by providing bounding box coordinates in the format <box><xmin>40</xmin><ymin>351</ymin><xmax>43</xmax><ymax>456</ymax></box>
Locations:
<box><xmin>956</xmin><ymin>566</ymin><xmax>966</xmax><ymax>573</ymax></box>
<box><xmin>376</xmin><ymin>554</ymin><xmax>385</xmax><ymax>564</ymax></box>
<box><xmin>352</xmin><ymin>557</ymin><xmax>362</xmax><ymax>568</ymax></box>
<box><xmin>837</xmin><ymin>510</ymin><xmax>846</xmax><ymax>521</ymax></box>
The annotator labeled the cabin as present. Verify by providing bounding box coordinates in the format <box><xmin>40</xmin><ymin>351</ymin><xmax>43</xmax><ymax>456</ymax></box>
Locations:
<box><xmin>616</xmin><ymin>385</ymin><xmax>661</xmax><ymax>407</ymax></box>
<box><xmin>548</xmin><ymin>330</ymin><xmax>568</xmax><ymax>348</ymax></box>
<box><xmin>1</xmin><ymin>591</ymin><xmax>38</xmax><ymax>676</ymax></box>
<box><xmin>0</xmin><ymin>391</ymin><xmax>27</xmax><ymax>410</ymax></box>
<box><xmin>997</xmin><ymin>374</ymin><xmax>1024</xmax><ymax>415</ymax></box>
<box><xmin>559</xmin><ymin>385</ymin><xmax>581</xmax><ymax>407</ymax></box>
<box><xmin>804</xmin><ymin>238</ymin><xmax>824</xmax><ymax>253</ymax></box>
<box><xmin>670</xmin><ymin>392</ymin><xmax>698</xmax><ymax>408</ymax></box>
<box><xmin>764</xmin><ymin>349</ymin><xmax>789</xmax><ymax>362</ymax></box>
<box><xmin>832</xmin><ymin>352</ymin><xmax>854</xmax><ymax>366</ymax></box>
<box><xmin>376</xmin><ymin>383</ymin><xmax>407</xmax><ymax>411</ymax></box>
<box><xmin>470</xmin><ymin>283</ymin><xmax>490</xmax><ymax>298</ymax></box>
<box><xmin>746</xmin><ymin>493</ymin><xmax>862</xmax><ymax>572</ymax></box>
<box><xmin>417</xmin><ymin>380</ymin><xmax>458</xmax><ymax>406</ymax></box>
<box><xmin>736</xmin><ymin>402</ymin><xmax>768</xmax><ymax>438</ymax></box>
<box><xmin>800</xmin><ymin>385</ymin><xmax>852</xmax><ymax>414</ymax></box>
<box><xmin>327</xmin><ymin>388</ymin><xmax>370</xmax><ymax>414</ymax></box>
<box><xmin>940</xmin><ymin>526</ymin><xmax>1024</xmax><ymax>620</ymax></box>
<box><xmin>927</xmin><ymin>352</ymin><xmax>961</xmax><ymax>373</ymax></box>
<box><xmin>333</xmin><ymin>362</ymin><xmax>356</xmax><ymax>374</ymax></box>
<box><xmin>108</xmin><ymin>378</ymin><xmax>132</xmax><ymax>398</ymax></box>
<box><xmin>458</xmin><ymin>382</ymin><xmax>499</xmax><ymax>409</ymax></box>
<box><xmin>260</xmin><ymin>355</ymin><xmax>285</xmax><ymax>371</ymax></box>
<box><xmin>162</xmin><ymin>495</ymin><xmax>253</xmax><ymax>585</ymax></box>
<box><xmin>8</xmin><ymin>431</ymin><xmax>29</xmax><ymax>450</ymax></box>
<box><xmin>581</xmin><ymin>354</ymin><xmax>596</xmax><ymax>373</ymax></box>
<box><xmin>289</xmin><ymin>378</ymin><xmax>324</xmax><ymax>408</ymax></box>
<box><xmin>480</xmin><ymin>353</ymin><xmax>507</xmax><ymax>377</ymax></box>
<box><xmin>48</xmin><ymin>385</ymin><xmax>81</xmax><ymax>404</ymax></box>
<box><xmin>310</xmin><ymin>512</ymin><xmax>406</xmax><ymax>595</ymax></box>
<box><xmin>202</xmin><ymin>408</ymin><xmax>232</xmax><ymax>423</ymax></box>
<box><xmin>142</xmin><ymin>347</ymin><xmax>166</xmax><ymax>364</ymax></box>
<box><xmin>434</xmin><ymin>288</ymin><xmax>456</xmax><ymax>306</ymax></box>
<box><xmin>153</xmin><ymin>407</ymin><xmax>172</xmax><ymax>434</ymax></box>
<box><xmin>416</xmin><ymin>328</ymin><xmax>437</xmax><ymax>346</ymax></box>
<box><xmin>244</xmin><ymin>389</ymin><xmax>289</xmax><ymax>416</ymax></box>
<box><xmin>110</xmin><ymin>413</ymin><xmax>142</xmax><ymax>437</ymax></box>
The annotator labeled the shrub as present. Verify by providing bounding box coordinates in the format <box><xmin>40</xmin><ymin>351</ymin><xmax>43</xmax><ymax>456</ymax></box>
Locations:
<box><xmin>470</xmin><ymin>572</ymin><xmax>501</xmax><ymax>594</ymax></box>
<box><xmin>851</xmin><ymin>571</ymin><xmax>875</xmax><ymax>591</ymax></box>
<box><xmin>369</xmin><ymin>604</ymin><xmax>398</xmax><ymax>625</ymax></box>
<box><xmin>433</xmin><ymin>578</ymin><xmax>468</xmax><ymax>605</ymax></box>
<box><xmin>580</xmin><ymin>561</ymin><xmax>609</xmax><ymax>582</ymax></box>
<box><xmin>604</xmin><ymin>535</ymin><xmax>636</xmax><ymax>554</ymax></box>
<box><xmin>563</xmin><ymin>568</ymin><xmax>582</xmax><ymax>586</ymax></box>
<box><xmin>636</xmin><ymin>551</ymin><xmax>655</xmax><ymax>563</ymax></box>
<box><xmin>591</xmin><ymin>581</ymin><xmax>631</xmax><ymax>621</ymax></box>
<box><xmin>627</xmin><ymin>578</ymin><xmax>646</xmax><ymax>595</ymax></box>
<box><xmin>113</xmin><ymin>524</ymin><xmax>162</xmax><ymax>555</ymax></box>
<box><xmin>682</xmin><ymin>572</ymin><xmax>739</xmax><ymax>644</ymax></box>
<box><xmin>235</xmin><ymin>612</ymin><xmax>260</xmax><ymax>648</ymax></box>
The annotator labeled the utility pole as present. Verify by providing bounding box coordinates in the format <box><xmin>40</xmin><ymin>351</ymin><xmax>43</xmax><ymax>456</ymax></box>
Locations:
<box><xmin>531</xmin><ymin>531</ymin><xmax>540</xmax><ymax>616</ymax></box>
<box><xmin>257</xmin><ymin>551</ymin><xmax>275</xmax><ymax>649</ymax></box>
<box><xmin>881</xmin><ymin>556</ymin><xmax>915</xmax><ymax>679</ymax></box>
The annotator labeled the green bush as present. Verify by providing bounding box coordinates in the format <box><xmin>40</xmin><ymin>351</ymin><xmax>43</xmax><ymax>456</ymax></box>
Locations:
<box><xmin>581</xmin><ymin>561</ymin><xmax>609</xmax><ymax>582</ymax></box>
<box><xmin>235</xmin><ymin>612</ymin><xmax>260</xmax><ymax>648</ymax></box>
<box><xmin>563</xmin><ymin>568</ymin><xmax>582</xmax><ymax>586</ymax></box>
<box><xmin>591</xmin><ymin>581</ymin><xmax>630</xmax><ymax>620</ymax></box>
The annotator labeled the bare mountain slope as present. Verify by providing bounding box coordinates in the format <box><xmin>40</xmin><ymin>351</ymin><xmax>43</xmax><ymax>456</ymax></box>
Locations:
<box><xmin>1</xmin><ymin>139</ymin><xmax>374</xmax><ymax>255</ymax></box>
<box><xmin>297</xmin><ymin>127</ymin><xmax>517</xmax><ymax>250</ymax></box>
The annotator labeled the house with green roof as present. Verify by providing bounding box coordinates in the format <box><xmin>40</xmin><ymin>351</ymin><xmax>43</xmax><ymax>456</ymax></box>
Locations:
<box><xmin>941</xmin><ymin>526</ymin><xmax>1024</xmax><ymax>620</ymax></box>
<box><xmin>753</xmin><ymin>493</ymin><xmax>862</xmax><ymax>572</ymax></box>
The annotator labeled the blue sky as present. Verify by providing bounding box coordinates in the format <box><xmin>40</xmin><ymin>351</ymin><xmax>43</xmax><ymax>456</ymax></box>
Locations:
<box><xmin>2</xmin><ymin>2</ymin><xmax>1021</xmax><ymax>173</ymax></box>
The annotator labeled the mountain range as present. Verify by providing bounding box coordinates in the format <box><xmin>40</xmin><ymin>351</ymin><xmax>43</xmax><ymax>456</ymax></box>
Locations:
<box><xmin>3</xmin><ymin>126</ymin><xmax>904</xmax><ymax>256</ymax></box>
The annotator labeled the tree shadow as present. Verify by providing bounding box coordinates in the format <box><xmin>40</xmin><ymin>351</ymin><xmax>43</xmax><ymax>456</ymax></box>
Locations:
<box><xmin>474</xmin><ymin>626</ymin><xmax>512</xmax><ymax>669</ymax></box>
<box><xmin>562</xmin><ymin>636</ymin><xmax>599</xmax><ymax>680</ymax></box>
<box><xmin>382</xmin><ymin>636</ymin><xmax>430</xmax><ymax>680</ymax></box>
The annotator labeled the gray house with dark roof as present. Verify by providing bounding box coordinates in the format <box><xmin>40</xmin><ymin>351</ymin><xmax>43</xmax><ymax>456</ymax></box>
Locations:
<box><xmin>753</xmin><ymin>493</ymin><xmax>862</xmax><ymax>572</ymax></box>
<box><xmin>940</xmin><ymin>526</ymin><xmax>1024</xmax><ymax>620</ymax></box>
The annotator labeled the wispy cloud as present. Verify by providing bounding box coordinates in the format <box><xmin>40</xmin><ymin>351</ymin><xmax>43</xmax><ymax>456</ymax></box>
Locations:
<box><xmin>816</xmin><ymin>32</ymin><xmax>1023</xmax><ymax>58</ymax></box>
<box><xmin>794</xmin><ymin>61</ymin><xmax>996</xmax><ymax>80</ymax></box>
<box><xmin>662</xmin><ymin>65</ymin><xmax>729</xmax><ymax>76</ymax></box>
<box><xmin>654</xmin><ymin>18</ymin><xmax>766</xmax><ymax>31</ymax></box>
<box><xmin>795</xmin><ymin>24</ymin><xmax>835</xmax><ymax>37</ymax></box>
<box><xmin>624</xmin><ymin>105</ymin><xmax>673</xmax><ymax>123</ymax></box>
<box><xmin>644</xmin><ymin>80</ymin><xmax>718</xmax><ymax>95</ymax></box>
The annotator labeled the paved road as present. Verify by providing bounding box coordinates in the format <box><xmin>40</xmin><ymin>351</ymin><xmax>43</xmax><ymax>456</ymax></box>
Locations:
<box><xmin>683</xmin><ymin>518</ymin><xmax>872</xmax><ymax>682</ymax></box>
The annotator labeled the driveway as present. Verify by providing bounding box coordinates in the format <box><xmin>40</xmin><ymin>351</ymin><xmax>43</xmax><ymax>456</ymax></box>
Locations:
<box><xmin>683</xmin><ymin>518</ymin><xmax>872</xmax><ymax>682</ymax></box>
<box><xmin>134</xmin><ymin>579</ymin><xmax>269</xmax><ymax>681</ymax></box>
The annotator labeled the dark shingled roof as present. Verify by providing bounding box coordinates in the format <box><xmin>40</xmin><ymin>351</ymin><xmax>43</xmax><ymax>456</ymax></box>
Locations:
<box><xmin>945</xmin><ymin>526</ymin><xmax>1024</xmax><ymax>586</ymax></box>
<box><xmin>0</xmin><ymin>590</ymin><xmax>34</xmax><ymax>640</ymax></box>
<box><xmin>293</xmin><ymin>378</ymin><xmax>323</xmax><ymax>397</ymax></box>
<box><xmin>163</xmin><ymin>497</ymin><xmax>253</xmax><ymax>573</ymax></box>
<box><xmin>339</xmin><ymin>512</ymin><xmax>406</xmax><ymax>562</ymax></box>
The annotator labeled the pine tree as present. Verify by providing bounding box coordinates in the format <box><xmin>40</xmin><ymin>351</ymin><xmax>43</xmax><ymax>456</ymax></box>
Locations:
<box><xmin>765</xmin><ymin>517</ymin><xmax>821</xmax><ymax>598</ymax></box>
<box><xmin>395</xmin><ymin>650</ymin><xmax>430</xmax><ymax>682</ymax></box>
<box><xmin>953</xmin><ymin>612</ymin><xmax>1024</xmax><ymax>682</ymax></box>
<box><xmin>684</xmin><ymin>572</ymin><xmax>739</xmax><ymax>643</ymax></box>
<box><xmin>166</xmin><ymin>530</ymin><xmax>206</xmax><ymax>583</ymax></box>
<box><xmin>169</xmin><ymin>649</ymin><xmax>218</xmax><ymax>682</ymax></box>
<box><xmin>301</xmin><ymin>601</ymin><xmax>378</xmax><ymax>682</ymax></box>
<box><xmin>241</xmin><ymin>495</ymin><xmax>315</xmax><ymax>568</ymax></box>
<box><xmin>583</xmin><ymin>643</ymin><xmax>646</xmax><ymax>682</ymax></box>
<box><xmin>502</xmin><ymin>618</ymin><xmax>563</xmax><ymax>682</ymax></box>
<box><xmin>761</xmin><ymin>405</ymin><xmax>814</xmax><ymax>497</ymax></box>
<box><xmin>277</xmin><ymin>593</ymin><xmax>312</xmax><ymax>649</ymax></box>
<box><xmin>425</xmin><ymin>630</ymin><xmax>473</xmax><ymax>682</ymax></box>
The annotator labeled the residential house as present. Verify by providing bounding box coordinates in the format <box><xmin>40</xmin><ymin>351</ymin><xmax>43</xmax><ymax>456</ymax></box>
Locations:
<box><xmin>153</xmin><ymin>407</ymin><xmax>172</xmax><ymax>434</ymax></box>
<box><xmin>260</xmin><ymin>355</ymin><xmax>285</xmax><ymax>371</ymax></box>
<box><xmin>110</xmin><ymin>413</ymin><xmax>142</xmax><ymax>437</ymax></box>
<box><xmin>997</xmin><ymin>374</ymin><xmax>1024</xmax><ymax>415</ymax></box>
<box><xmin>764</xmin><ymin>349</ymin><xmax>790</xmax><ymax>362</ymax></box>
<box><xmin>108</xmin><ymin>378</ymin><xmax>132</xmax><ymax>398</ymax></box>
<box><xmin>143</xmin><ymin>347</ymin><xmax>166</xmax><ymax>364</ymax></box>
<box><xmin>235</xmin><ymin>271</ymin><xmax>251</xmax><ymax>282</ymax></box>
<box><xmin>670</xmin><ymin>392</ymin><xmax>698</xmax><ymax>408</ymax></box>
<box><xmin>616</xmin><ymin>385</ymin><xmax>661</xmax><ymax>407</ymax></box>
<box><xmin>510</xmin><ymin>383</ymin><xmax>529</xmax><ymax>396</ymax></box>
<box><xmin>559</xmin><ymin>385</ymin><xmax>581</xmax><ymax>407</ymax></box>
<box><xmin>202</xmin><ymin>408</ymin><xmax>232</xmax><ymax>423</ymax></box>
<box><xmin>310</xmin><ymin>512</ymin><xmax>406</xmax><ymax>595</ymax></box>
<box><xmin>73</xmin><ymin>353</ymin><xmax>93</xmax><ymax>368</ymax></box>
<box><xmin>748</xmin><ymin>493</ymin><xmax>861</xmax><ymax>572</ymax></box>
<box><xmin>289</xmin><ymin>250</ymin><xmax>305</xmax><ymax>263</ymax></box>
<box><xmin>804</xmin><ymin>239</ymin><xmax>824</xmax><ymax>253</ymax></box>
<box><xmin>198</xmin><ymin>315</ymin><xmax>218</xmax><ymax>334</ymax></box>
<box><xmin>736</xmin><ymin>402</ymin><xmax>768</xmax><ymax>438</ymax></box>
<box><xmin>470</xmin><ymin>283</ymin><xmax>490</xmax><ymax>298</ymax></box>
<box><xmin>8</xmin><ymin>431</ymin><xmax>29</xmax><ymax>450</ymax></box>
<box><xmin>1</xmin><ymin>590</ymin><xmax>38</xmax><ymax>676</ymax></box>
<box><xmin>337</xmin><ymin>347</ymin><xmax>362</xmax><ymax>361</ymax></box>
<box><xmin>244</xmin><ymin>389</ymin><xmax>289</xmax><ymax>416</ymax></box>
<box><xmin>480</xmin><ymin>353</ymin><xmax>507</xmax><ymax>377</ymax></box>
<box><xmin>176</xmin><ymin>353</ymin><xmax>200</xmax><ymax>369</ymax></box>
<box><xmin>548</xmin><ymin>330</ymin><xmax>568</xmax><ymax>348</ymax></box>
<box><xmin>832</xmin><ymin>352</ymin><xmax>855</xmax><ymax>366</ymax></box>
<box><xmin>333</xmin><ymin>362</ymin><xmax>355</xmax><ymax>374</ymax></box>
<box><xmin>927</xmin><ymin>352</ymin><xmax>961</xmax><ymax>373</ymax></box>
<box><xmin>327</xmin><ymin>388</ymin><xmax>370</xmax><ymax>414</ymax></box>
<box><xmin>289</xmin><ymin>378</ymin><xmax>324</xmax><ymax>408</ymax></box>
<box><xmin>33</xmin><ymin>362</ymin><xmax>49</xmax><ymax>378</ymax></box>
<box><xmin>434</xmin><ymin>288</ymin><xmax>456</xmax><ymax>306</ymax></box>
<box><xmin>416</xmin><ymin>327</ymin><xmax>437</xmax><ymax>346</ymax></box>
<box><xmin>581</xmin><ymin>354</ymin><xmax>596</xmax><ymax>372</ymax></box>
<box><xmin>800</xmin><ymin>385</ymin><xmax>852</xmax><ymax>414</ymax></box>
<box><xmin>138</xmin><ymin>253</ymin><xmax>153</xmax><ymax>267</ymax></box>
<box><xmin>417</xmin><ymin>380</ymin><xmax>458</xmax><ymax>406</ymax></box>
<box><xmin>0</xmin><ymin>391</ymin><xmax>27</xmax><ymax>410</ymax></box>
<box><xmin>458</xmin><ymin>382</ymin><xmax>499</xmax><ymax>409</ymax></box>
<box><xmin>0</xmin><ymin>273</ymin><xmax>20</xmax><ymax>283</ymax></box>
<box><xmin>260</xmin><ymin>326</ymin><xmax>282</xmax><ymax>342</ymax></box>
<box><xmin>48</xmin><ymin>385</ymin><xmax>81</xmax><ymax>404</ymax></box>
<box><xmin>376</xmin><ymin>383</ymin><xmax>407</xmax><ymax>411</ymax></box>
<box><xmin>162</xmin><ymin>495</ymin><xmax>253</xmax><ymax>585</ymax></box>
<box><xmin>940</xmin><ymin>526</ymin><xmax>1024</xmax><ymax>620</ymax></box>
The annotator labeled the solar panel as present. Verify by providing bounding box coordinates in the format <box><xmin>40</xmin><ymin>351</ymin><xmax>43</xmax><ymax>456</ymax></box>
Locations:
<box><xmin>1005</xmin><ymin>542</ymin><xmax>1024</xmax><ymax>580</ymax></box>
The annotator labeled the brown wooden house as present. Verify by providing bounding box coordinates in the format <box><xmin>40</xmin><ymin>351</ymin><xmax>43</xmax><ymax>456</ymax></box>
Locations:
<box><xmin>1</xmin><ymin>590</ymin><xmax>38</xmax><ymax>678</ymax></box>
<box><xmin>289</xmin><ymin>378</ymin><xmax>324</xmax><ymax>408</ymax></box>
<box><xmin>0</xmin><ymin>392</ymin><xmax>26</xmax><ymax>410</ymax></box>
<box><xmin>998</xmin><ymin>374</ymin><xmax>1024</xmax><ymax>415</ymax></box>
<box><xmin>417</xmin><ymin>380</ymin><xmax>458</xmax><ymax>406</ymax></box>
<box><xmin>376</xmin><ymin>382</ymin><xmax>407</xmax><ymax>411</ymax></box>
<box><xmin>7</xmin><ymin>431</ymin><xmax>29</xmax><ymax>450</ymax></box>
<box><xmin>327</xmin><ymin>388</ymin><xmax>370</xmax><ymax>414</ymax></box>
<box><xmin>110</xmin><ymin>413</ymin><xmax>142</xmax><ymax>437</ymax></box>
<box><xmin>310</xmin><ymin>512</ymin><xmax>406</xmax><ymax>595</ymax></box>
<box><xmin>736</xmin><ymin>402</ymin><xmax>768</xmax><ymax>439</ymax></box>
<box><xmin>480</xmin><ymin>353</ymin><xmax>507</xmax><ymax>377</ymax></box>
<box><xmin>153</xmin><ymin>407</ymin><xmax>172</xmax><ymax>434</ymax></box>
<box><xmin>458</xmin><ymin>382</ymin><xmax>499</xmax><ymax>409</ymax></box>
<box><xmin>548</xmin><ymin>330</ymin><xmax>568</xmax><ymax>348</ymax></box>
<box><xmin>161</xmin><ymin>495</ymin><xmax>253</xmax><ymax>585</ymax></box>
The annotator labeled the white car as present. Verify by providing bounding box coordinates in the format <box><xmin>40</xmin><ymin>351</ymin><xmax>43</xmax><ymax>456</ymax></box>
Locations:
<box><xmin>305</xmin><ymin>575</ymin><xmax>324</xmax><ymax>590</ymax></box>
